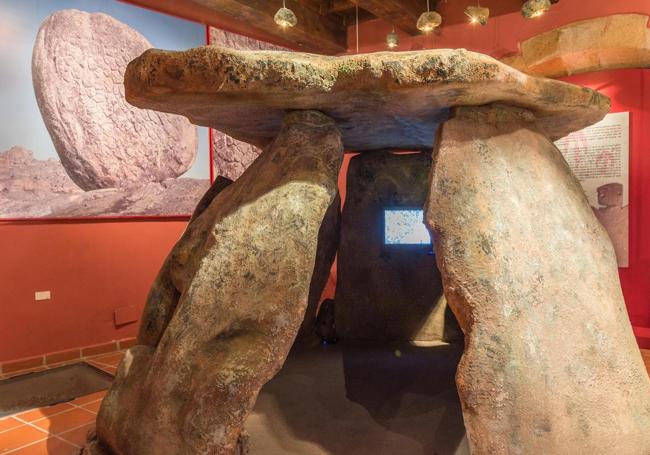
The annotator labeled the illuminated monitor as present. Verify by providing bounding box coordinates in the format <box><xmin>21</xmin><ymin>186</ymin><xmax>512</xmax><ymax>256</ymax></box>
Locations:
<box><xmin>383</xmin><ymin>209</ymin><xmax>431</xmax><ymax>246</ymax></box>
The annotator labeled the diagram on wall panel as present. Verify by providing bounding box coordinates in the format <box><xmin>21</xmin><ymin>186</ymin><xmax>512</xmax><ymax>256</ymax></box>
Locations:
<box><xmin>555</xmin><ymin>112</ymin><xmax>630</xmax><ymax>267</ymax></box>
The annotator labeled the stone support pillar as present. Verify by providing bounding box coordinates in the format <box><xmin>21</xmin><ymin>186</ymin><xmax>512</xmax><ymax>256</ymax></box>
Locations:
<box><xmin>425</xmin><ymin>104</ymin><xmax>650</xmax><ymax>454</ymax></box>
<box><xmin>86</xmin><ymin>110</ymin><xmax>343</xmax><ymax>454</ymax></box>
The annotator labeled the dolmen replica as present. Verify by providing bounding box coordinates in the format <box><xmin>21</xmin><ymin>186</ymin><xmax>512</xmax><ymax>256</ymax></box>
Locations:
<box><xmin>84</xmin><ymin>47</ymin><xmax>650</xmax><ymax>454</ymax></box>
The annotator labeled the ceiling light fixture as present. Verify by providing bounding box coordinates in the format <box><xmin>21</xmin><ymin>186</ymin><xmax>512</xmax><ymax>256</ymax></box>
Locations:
<box><xmin>274</xmin><ymin>0</ymin><xmax>297</xmax><ymax>28</ymax></box>
<box><xmin>521</xmin><ymin>0</ymin><xmax>551</xmax><ymax>19</ymax></box>
<box><xmin>465</xmin><ymin>3</ymin><xmax>490</xmax><ymax>25</ymax></box>
<box><xmin>386</xmin><ymin>28</ymin><xmax>399</xmax><ymax>49</ymax></box>
<box><xmin>417</xmin><ymin>0</ymin><xmax>442</xmax><ymax>33</ymax></box>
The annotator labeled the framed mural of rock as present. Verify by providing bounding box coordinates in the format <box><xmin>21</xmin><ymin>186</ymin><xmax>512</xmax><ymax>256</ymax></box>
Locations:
<box><xmin>0</xmin><ymin>0</ymin><xmax>210</xmax><ymax>219</ymax></box>
<box><xmin>556</xmin><ymin>112</ymin><xmax>630</xmax><ymax>267</ymax></box>
<box><xmin>208</xmin><ymin>27</ymin><xmax>290</xmax><ymax>181</ymax></box>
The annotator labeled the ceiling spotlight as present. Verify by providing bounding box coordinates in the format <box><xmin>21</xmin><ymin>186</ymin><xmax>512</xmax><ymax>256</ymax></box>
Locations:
<box><xmin>274</xmin><ymin>0</ymin><xmax>297</xmax><ymax>28</ymax></box>
<box><xmin>417</xmin><ymin>0</ymin><xmax>442</xmax><ymax>33</ymax></box>
<box><xmin>465</xmin><ymin>5</ymin><xmax>490</xmax><ymax>25</ymax></box>
<box><xmin>522</xmin><ymin>0</ymin><xmax>551</xmax><ymax>18</ymax></box>
<box><xmin>386</xmin><ymin>29</ymin><xmax>399</xmax><ymax>49</ymax></box>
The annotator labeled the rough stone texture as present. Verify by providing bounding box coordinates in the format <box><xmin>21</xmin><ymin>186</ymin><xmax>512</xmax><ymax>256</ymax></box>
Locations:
<box><xmin>124</xmin><ymin>47</ymin><xmax>610</xmax><ymax>150</ymax></box>
<box><xmin>297</xmin><ymin>194</ymin><xmax>341</xmax><ymax>342</ymax></box>
<box><xmin>49</xmin><ymin>178</ymin><xmax>209</xmax><ymax>217</ymax></box>
<box><xmin>503</xmin><ymin>14</ymin><xmax>650</xmax><ymax>78</ymax></box>
<box><xmin>593</xmin><ymin>183</ymin><xmax>629</xmax><ymax>267</ymax></box>
<box><xmin>336</xmin><ymin>151</ymin><xmax>461</xmax><ymax>342</ymax></box>
<box><xmin>0</xmin><ymin>146</ymin><xmax>82</xmax><ymax>217</ymax></box>
<box><xmin>0</xmin><ymin>145</ymin><xmax>208</xmax><ymax>217</ymax></box>
<box><xmin>209</xmin><ymin>28</ymin><xmax>286</xmax><ymax>180</ymax></box>
<box><xmin>212</xmin><ymin>133</ymin><xmax>262</xmax><ymax>182</ymax></box>
<box><xmin>87</xmin><ymin>111</ymin><xmax>342</xmax><ymax>454</ymax></box>
<box><xmin>32</xmin><ymin>9</ymin><xmax>197</xmax><ymax>191</ymax></box>
<box><xmin>425</xmin><ymin>104</ymin><xmax>650</xmax><ymax>454</ymax></box>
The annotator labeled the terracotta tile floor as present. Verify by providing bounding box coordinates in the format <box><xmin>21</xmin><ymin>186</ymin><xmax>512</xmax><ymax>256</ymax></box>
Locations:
<box><xmin>0</xmin><ymin>349</ymin><xmax>648</xmax><ymax>453</ymax></box>
<box><xmin>0</xmin><ymin>351</ymin><xmax>125</xmax><ymax>454</ymax></box>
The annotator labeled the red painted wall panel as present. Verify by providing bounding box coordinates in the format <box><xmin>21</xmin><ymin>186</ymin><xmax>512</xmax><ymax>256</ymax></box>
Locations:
<box><xmin>0</xmin><ymin>221</ymin><xmax>186</xmax><ymax>361</ymax></box>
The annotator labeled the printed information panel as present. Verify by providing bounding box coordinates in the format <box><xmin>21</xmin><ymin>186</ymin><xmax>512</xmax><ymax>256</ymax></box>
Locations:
<box><xmin>556</xmin><ymin>112</ymin><xmax>629</xmax><ymax>267</ymax></box>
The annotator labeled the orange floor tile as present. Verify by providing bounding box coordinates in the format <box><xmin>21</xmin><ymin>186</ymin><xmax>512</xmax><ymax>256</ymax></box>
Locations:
<box><xmin>32</xmin><ymin>408</ymin><xmax>96</xmax><ymax>435</ymax></box>
<box><xmin>0</xmin><ymin>426</ymin><xmax>48</xmax><ymax>453</ymax></box>
<box><xmin>70</xmin><ymin>391</ymin><xmax>106</xmax><ymax>407</ymax></box>
<box><xmin>15</xmin><ymin>404</ymin><xmax>75</xmax><ymax>424</ymax></box>
<box><xmin>0</xmin><ymin>418</ymin><xmax>23</xmax><ymax>434</ymax></box>
<box><xmin>9</xmin><ymin>437</ymin><xmax>78</xmax><ymax>455</ymax></box>
<box><xmin>56</xmin><ymin>423</ymin><xmax>95</xmax><ymax>448</ymax></box>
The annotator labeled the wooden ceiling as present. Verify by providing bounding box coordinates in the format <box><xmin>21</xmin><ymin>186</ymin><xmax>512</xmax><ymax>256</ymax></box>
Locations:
<box><xmin>125</xmin><ymin>0</ymin><xmax>531</xmax><ymax>54</ymax></box>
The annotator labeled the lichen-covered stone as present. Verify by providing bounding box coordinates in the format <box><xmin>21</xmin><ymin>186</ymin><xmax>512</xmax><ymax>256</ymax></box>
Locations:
<box><xmin>503</xmin><ymin>14</ymin><xmax>650</xmax><ymax>78</ymax></box>
<box><xmin>87</xmin><ymin>110</ymin><xmax>342</xmax><ymax>454</ymax></box>
<box><xmin>124</xmin><ymin>47</ymin><xmax>610</xmax><ymax>150</ymax></box>
<box><xmin>208</xmin><ymin>28</ymin><xmax>288</xmax><ymax>181</ymax></box>
<box><xmin>425</xmin><ymin>104</ymin><xmax>650</xmax><ymax>454</ymax></box>
<box><xmin>32</xmin><ymin>9</ymin><xmax>197</xmax><ymax>190</ymax></box>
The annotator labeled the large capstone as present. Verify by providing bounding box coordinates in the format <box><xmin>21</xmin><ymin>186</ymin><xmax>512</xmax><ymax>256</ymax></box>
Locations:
<box><xmin>208</xmin><ymin>27</ymin><xmax>288</xmax><ymax>181</ymax></box>
<box><xmin>123</xmin><ymin>47</ymin><xmax>610</xmax><ymax>151</ymax></box>
<box><xmin>32</xmin><ymin>9</ymin><xmax>197</xmax><ymax>190</ymax></box>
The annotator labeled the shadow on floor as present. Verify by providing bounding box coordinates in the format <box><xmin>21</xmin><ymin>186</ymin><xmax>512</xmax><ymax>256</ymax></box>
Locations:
<box><xmin>246</xmin><ymin>341</ymin><xmax>468</xmax><ymax>455</ymax></box>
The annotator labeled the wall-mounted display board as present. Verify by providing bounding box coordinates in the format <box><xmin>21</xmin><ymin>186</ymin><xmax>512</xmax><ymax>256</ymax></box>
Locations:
<box><xmin>556</xmin><ymin>112</ymin><xmax>630</xmax><ymax>267</ymax></box>
<box><xmin>0</xmin><ymin>0</ymin><xmax>210</xmax><ymax>219</ymax></box>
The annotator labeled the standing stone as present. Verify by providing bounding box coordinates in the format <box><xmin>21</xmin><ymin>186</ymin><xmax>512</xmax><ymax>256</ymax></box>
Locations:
<box><xmin>32</xmin><ymin>10</ymin><xmax>197</xmax><ymax>190</ymax></box>
<box><xmin>336</xmin><ymin>151</ymin><xmax>461</xmax><ymax>342</ymax></box>
<box><xmin>425</xmin><ymin>104</ymin><xmax>650</xmax><ymax>454</ymax></box>
<box><xmin>86</xmin><ymin>110</ymin><xmax>342</xmax><ymax>454</ymax></box>
<box><xmin>296</xmin><ymin>194</ymin><xmax>341</xmax><ymax>341</ymax></box>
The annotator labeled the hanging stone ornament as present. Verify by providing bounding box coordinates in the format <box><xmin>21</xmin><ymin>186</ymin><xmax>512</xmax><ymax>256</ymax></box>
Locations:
<box><xmin>521</xmin><ymin>0</ymin><xmax>551</xmax><ymax>18</ymax></box>
<box><xmin>417</xmin><ymin>0</ymin><xmax>442</xmax><ymax>33</ymax></box>
<box><xmin>417</xmin><ymin>11</ymin><xmax>442</xmax><ymax>32</ymax></box>
<box><xmin>386</xmin><ymin>29</ymin><xmax>399</xmax><ymax>49</ymax></box>
<box><xmin>274</xmin><ymin>1</ymin><xmax>298</xmax><ymax>28</ymax></box>
<box><xmin>465</xmin><ymin>5</ymin><xmax>490</xmax><ymax>25</ymax></box>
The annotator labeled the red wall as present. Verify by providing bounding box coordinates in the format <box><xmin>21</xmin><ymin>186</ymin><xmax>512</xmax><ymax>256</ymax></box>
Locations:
<box><xmin>0</xmin><ymin>220</ymin><xmax>186</xmax><ymax>361</ymax></box>
<box><xmin>562</xmin><ymin>70</ymin><xmax>650</xmax><ymax>329</ymax></box>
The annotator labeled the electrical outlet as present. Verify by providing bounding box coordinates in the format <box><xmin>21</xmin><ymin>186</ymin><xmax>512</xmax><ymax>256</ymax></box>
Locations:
<box><xmin>35</xmin><ymin>290</ymin><xmax>51</xmax><ymax>301</ymax></box>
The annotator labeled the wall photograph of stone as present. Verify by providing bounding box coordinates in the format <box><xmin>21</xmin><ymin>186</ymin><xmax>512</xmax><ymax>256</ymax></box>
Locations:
<box><xmin>0</xmin><ymin>0</ymin><xmax>211</xmax><ymax>218</ymax></box>
<box><xmin>208</xmin><ymin>27</ymin><xmax>290</xmax><ymax>181</ymax></box>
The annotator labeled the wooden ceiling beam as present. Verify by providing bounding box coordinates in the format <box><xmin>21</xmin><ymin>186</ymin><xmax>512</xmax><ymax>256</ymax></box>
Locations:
<box><xmin>188</xmin><ymin>0</ymin><xmax>348</xmax><ymax>54</ymax></box>
<box><xmin>322</xmin><ymin>0</ymin><xmax>357</xmax><ymax>14</ymax></box>
<box><xmin>348</xmin><ymin>0</ymin><xmax>426</xmax><ymax>35</ymax></box>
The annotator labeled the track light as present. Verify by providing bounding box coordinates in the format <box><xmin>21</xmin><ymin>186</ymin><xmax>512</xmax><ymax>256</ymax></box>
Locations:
<box><xmin>274</xmin><ymin>0</ymin><xmax>297</xmax><ymax>28</ymax></box>
<box><xmin>417</xmin><ymin>0</ymin><xmax>442</xmax><ymax>33</ymax></box>
<box><xmin>465</xmin><ymin>4</ymin><xmax>490</xmax><ymax>25</ymax></box>
<box><xmin>386</xmin><ymin>29</ymin><xmax>399</xmax><ymax>49</ymax></box>
<box><xmin>522</xmin><ymin>0</ymin><xmax>551</xmax><ymax>18</ymax></box>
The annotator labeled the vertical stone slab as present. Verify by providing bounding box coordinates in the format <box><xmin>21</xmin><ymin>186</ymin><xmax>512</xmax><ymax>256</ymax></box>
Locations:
<box><xmin>336</xmin><ymin>151</ymin><xmax>461</xmax><ymax>342</ymax></box>
<box><xmin>88</xmin><ymin>110</ymin><xmax>342</xmax><ymax>454</ymax></box>
<box><xmin>425</xmin><ymin>105</ymin><xmax>650</xmax><ymax>454</ymax></box>
<box><xmin>296</xmin><ymin>193</ymin><xmax>341</xmax><ymax>341</ymax></box>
